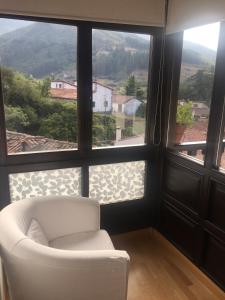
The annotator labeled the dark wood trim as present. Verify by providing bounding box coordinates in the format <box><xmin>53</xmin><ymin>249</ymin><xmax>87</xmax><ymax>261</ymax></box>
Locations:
<box><xmin>146</xmin><ymin>34</ymin><xmax>164</xmax><ymax>145</ymax></box>
<box><xmin>81</xmin><ymin>164</ymin><xmax>89</xmax><ymax>197</ymax></box>
<box><xmin>0</xmin><ymin>167</ymin><xmax>10</xmax><ymax>209</ymax></box>
<box><xmin>5</xmin><ymin>145</ymin><xmax>151</xmax><ymax>167</ymax></box>
<box><xmin>204</xmin><ymin>21</ymin><xmax>225</xmax><ymax>170</ymax></box>
<box><xmin>162</xmin><ymin>32</ymin><xmax>183</xmax><ymax>148</ymax></box>
<box><xmin>0</xmin><ymin>69</ymin><xmax>8</xmax><ymax>164</ymax></box>
<box><xmin>77</xmin><ymin>24</ymin><xmax>92</xmax><ymax>155</ymax></box>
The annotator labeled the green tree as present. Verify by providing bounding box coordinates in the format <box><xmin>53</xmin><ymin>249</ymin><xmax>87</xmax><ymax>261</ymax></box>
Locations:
<box><xmin>93</xmin><ymin>114</ymin><xmax>116</xmax><ymax>145</ymax></box>
<box><xmin>5</xmin><ymin>105</ymin><xmax>30</xmax><ymax>132</ymax></box>
<box><xmin>136</xmin><ymin>102</ymin><xmax>146</xmax><ymax>118</ymax></box>
<box><xmin>41</xmin><ymin>76</ymin><xmax>51</xmax><ymax>97</ymax></box>
<box><xmin>176</xmin><ymin>101</ymin><xmax>194</xmax><ymax>126</ymax></box>
<box><xmin>125</xmin><ymin>75</ymin><xmax>136</xmax><ymax>96</ymax></box>
<box><xmin>179</xmin><ymin>69</ymin><xmax>214</xmax><ymax>105</ymax></box>
<box><xmin>39</xmin><ymin>102</ymin><xmax>77</xmax><ymax>142</ymax></box>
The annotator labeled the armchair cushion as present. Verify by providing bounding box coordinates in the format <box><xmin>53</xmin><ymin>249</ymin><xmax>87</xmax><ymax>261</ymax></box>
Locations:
<box><xmin>27</xmin><ymin>219</ymin><xmax>48</xmax><ymax>246</ymax></box>
<box><xmin>49</xmin><ymin>229</ymin><xmax>114</xmax><ymax>251</ymax></box>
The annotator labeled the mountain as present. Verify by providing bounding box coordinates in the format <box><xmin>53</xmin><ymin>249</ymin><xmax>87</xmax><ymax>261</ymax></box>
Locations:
<box><xmin>0</xmin><ymin>22</ymin><xmax>77</xmax><ymax>78</ymax></box>
<box><xmin>0</xmin><ymin>20</ymin><xmax>216</xmax><ymax>80</ymax></box>
<box><xmin>182</xmin><ymin>40</ymin><xmax>216</xmax><ymax>66</ymax></box>
<box><xmin>0</xmin><ymin>19</ymin><xmax>33</xmax><ymax>35</ymax></box>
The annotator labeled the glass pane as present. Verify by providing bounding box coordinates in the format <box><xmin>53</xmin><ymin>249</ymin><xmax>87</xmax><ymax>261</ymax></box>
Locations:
<box><xmin>9</xmin><ymin>167</ymin><xmax>81</xmax><ymax>202</ymax></box>
<box><xmin>92</xmin><ymin>29</ymin><xmax>151</xmax><ymax>148</ymax></box>
<box><xmin>175</xmin><ymin>23</ymin><xmax>220</xmax><ymax>162</ymax></box>
<box><xmin>0</xmin><ymin>18</ymin><xmax>77</xmax><ymax>154</ymax></box>
<box><xmin>89</xmin><ymin>161</ymin><xmax>145</xmax><ymax>204</ymax></box>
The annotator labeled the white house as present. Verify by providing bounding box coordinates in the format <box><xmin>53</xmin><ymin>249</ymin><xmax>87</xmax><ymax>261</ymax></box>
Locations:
<box><xmin>112</xmin><ymin>95</ymin><xmax>142</xmax><ymax>116</ymax></box>
<box><xmin>92</xmin><ymin>81</ymin><xmax>113</xmax><ymax>113</ymax></box>
<box><xmin>51</xmin><ymin>80</ymin><xmax>76</xmax><ymax>90</ymax></box>
<box><xmin>50</xmin><ymin>80</ymin><xmax>77</xmax><ymax>100</ymax></box>
<box><xmin>50</xmin><ymin>80</ymin><xmax>112</xmax><ymax>112</ymax></box>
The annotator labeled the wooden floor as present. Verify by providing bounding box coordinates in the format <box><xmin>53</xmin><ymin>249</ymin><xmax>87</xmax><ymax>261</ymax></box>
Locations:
<box><xmin>112</xmin><ymin>229</ymin><xmax>225</xmax><ymax>300</ymax></box>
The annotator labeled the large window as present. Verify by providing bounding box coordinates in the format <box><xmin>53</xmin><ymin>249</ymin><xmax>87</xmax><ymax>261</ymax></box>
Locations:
<box><xmin>0</xmin><ymin>16</ymin><xmax>160</xmax><ymax>212</ymax></box>
<box><xmin>92</xmin><ymin>29</ymin><xmax>151</xmax><ymax>148</ymax></box>
<box><xmin>0</xmin><ymin>18</ymin><xmax>78</xmax><ymax>154</ymax></box>
<box><xmin>174</xmin><ymin>23</ymin><xmax>220</xmax><ymax>163</ymax></box>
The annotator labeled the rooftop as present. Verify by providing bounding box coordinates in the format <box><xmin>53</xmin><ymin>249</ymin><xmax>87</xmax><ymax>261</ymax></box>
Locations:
<box><xmin>112</xmin><ymin>95</ymin><xmax>135</xmax><ymax>104</ymax></box>
<box><xmin>50</xmin><ymin>88</ymin><xmax>77</xmax><ymax>100</ymax></box>
<box><xmin>7</xmin><ymin>131</ymin><xmax>77</xmax><ymax>153</ymax></box>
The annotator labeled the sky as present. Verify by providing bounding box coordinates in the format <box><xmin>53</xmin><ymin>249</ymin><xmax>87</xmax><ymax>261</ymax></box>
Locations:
<box><xmin>183</xmin><ymin>22</ymin><xmax>220</xmax><ymax>51</ymax></box>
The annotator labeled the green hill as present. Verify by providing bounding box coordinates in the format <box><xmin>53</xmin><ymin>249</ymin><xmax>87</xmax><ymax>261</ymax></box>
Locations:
<box><xmin>0</xmin><ymin>20</ymin><xmax>216</xmax><ymax>80</ymax></box>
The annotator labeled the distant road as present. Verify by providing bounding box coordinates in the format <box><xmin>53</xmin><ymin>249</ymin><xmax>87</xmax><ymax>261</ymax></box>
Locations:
<box><xmin>114</xmin><ymin>135</ymin><xmax>144</xmax><ymax>146</ymax></box>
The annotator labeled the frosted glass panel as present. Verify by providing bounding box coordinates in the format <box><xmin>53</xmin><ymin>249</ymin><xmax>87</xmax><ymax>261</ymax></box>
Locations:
<box><xmin>89</xmin><ymin>161</ymin><xmax>145</xmax><ymax>204</ymax></box>
<box><xmin>9</xmin><ymin>167</ymin><xmax>81</xmax><ymax>202</ymax></box>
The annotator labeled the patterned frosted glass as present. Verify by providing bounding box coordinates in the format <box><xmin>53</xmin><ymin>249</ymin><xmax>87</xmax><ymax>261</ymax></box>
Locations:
<box><xmin>89</xmin><ymin>161</ymin><xmax>145</xmax><ymax>204</ymax></box>
<box><xmin>9</xmin><ymin>167</ymin><xmax>81</xmax><ymax>202</ymax></box>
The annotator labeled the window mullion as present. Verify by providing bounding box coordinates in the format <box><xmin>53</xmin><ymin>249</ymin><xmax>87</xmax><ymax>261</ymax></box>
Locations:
<box><xmin>0</xmin><ymin>70</ymin><xmax>7</xmax><ymax>164</ymax></box>
<box><xmin>77</xmin><ymin>24</ymin><xmax>93</xmax><ymax>156</ymax></box>
<box><xmin>77</xmin><ymin>24</ymin><xmax>92</xmax><ymax>197</ymax></box>
<box><xmin>204</xmin><ymin>21</ymin><xmax>225</xmax><ymax>170</ymax></box>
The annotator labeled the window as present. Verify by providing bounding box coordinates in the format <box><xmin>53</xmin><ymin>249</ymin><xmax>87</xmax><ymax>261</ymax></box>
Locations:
<box><xmin>173</xmin><ymin>23</ymin><xmax>220</xmax><ymax>163</ymax></box>
<box><xmin>89</xmin><ymin>161</ymin><xmax>145</xmax><ymax>204</ymax></box>
<box><xmin>0</xmin><ymin>18</ymin><xmax>78</xmax><ymax>154</ymax></box>
<box><xmin>92</xmin><ymin>29</ymin><xmax>151</xmax><ymax>148</ymax></box>
<box><xmin>0</xmin><ymin>17</ymin><xmax>160</xmax><ymax>210</ymax></box>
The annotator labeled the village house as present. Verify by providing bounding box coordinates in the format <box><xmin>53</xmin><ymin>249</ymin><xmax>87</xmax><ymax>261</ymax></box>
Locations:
<box><xmin>112</xmin><ymin>94</ymin><xmax>142</xmax><ymax>116</ymax></box>
<box><xmin>50</xmin><ymin>80</ymin><xmax>77</xmax><ymax>100</ymax></box>
<box><xmin>50</xmin><ymin>80</ymin><xmax>113</xmax><ymax>113</ymax></box>
<box><xmin>192</xmin><ymin>101</ymin><xmax>209</xmax><ymax>120</ymax></box>
<box><xmin>92</xmin><ymin>82</ymin><xmax>113</xmax><ymax>113</ymax></box>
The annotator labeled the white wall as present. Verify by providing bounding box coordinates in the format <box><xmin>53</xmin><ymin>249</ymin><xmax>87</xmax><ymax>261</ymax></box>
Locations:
<box><xmin>124</xmin><ymin>99</ymin><xmax>141</xmax><ymax>116</ymax></box>
<box><xmin>167</xmin><ymin>0</ymin><xmax>225</xmax><ymax>33</ymax></box>
<box><xmin>93</xmin><ymin>84</ymin><xmax>112</xmax><ymax>113</ymax></box>
<box><xmin>112</xmin><ymin>103</ymin><xmax>124</xmax><ymax>113</ymax></box>
<box><xmin>51</xmin><ymin>82</ymin><xmax>76</xmax><ymax>89</ymax></box>
<box><xmin>0</xmin><ymin>0</ymin><xmax>165</xmax><ymax>27</ymax></box>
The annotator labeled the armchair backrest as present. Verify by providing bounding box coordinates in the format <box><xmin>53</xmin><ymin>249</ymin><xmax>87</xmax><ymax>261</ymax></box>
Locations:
<box><xmin>0</xmin><ymin>196</ymin><xmax>100</xmax><ymax>251</ymax></box>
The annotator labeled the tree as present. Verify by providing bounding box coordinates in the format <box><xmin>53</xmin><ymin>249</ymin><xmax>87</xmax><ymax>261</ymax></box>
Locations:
<box><xmin>5</xmin><ymin>105</ymin><xmax>30</xmax><ymax>132</ymax></box>
<box><xmin>176</xmin><ymin>101</ymin><xmax>194</xmax><ymax>126</ymax></box>
<box><xmin>41</xmin><ymin>76</ymin><xmax>51</xmax><ymax>97</ymax></box>
<box><xmin>179</xmin><ymin>69</ymin><xmax>214</xmax><ymax>105</ymax></box>
<box><xmin>125</xmin><ymin>75</ymin><xmax>136</xmax><ymax>96</ymax></box>
<box><xmin>136</xmin><ymin>102</ymin><xmax>146</xmax><ymax>118</ymax></box>
<box><xmin>93</xmin><ymin>114</ymin><xmax>116</xmax><ymax>145</ymax></box>
<box><xmin>38</xmin><ymin>102</ymin><xmax>77</xmax><ymax>142</ymax></box>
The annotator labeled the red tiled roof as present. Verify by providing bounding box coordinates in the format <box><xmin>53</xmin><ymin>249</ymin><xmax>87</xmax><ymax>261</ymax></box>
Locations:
<box><xmin>50</xmin><ymin>88</ymin><xmax>77</xmax><ymax>100</ymax></box>
<box><xmin>177</xmin><ymin>119</ymin><xmax>208</xmax><ymax>144</ymax></box>
<box><xmin>112</xmin><ymin>95</ymin><xmax>134</xmax><ymax>104</ymax></box>
<box><xmin>93</xmin><ymin>81</ymin><xmax>113</xmax><ymax>90</ymax></box>
<box><xmin>7</xmin><ymin>131</ymin><xmax>77</xmax><ymax>153</ymax></box>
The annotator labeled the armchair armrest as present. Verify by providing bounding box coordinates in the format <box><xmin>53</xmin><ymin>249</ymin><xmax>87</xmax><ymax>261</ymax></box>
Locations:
<box><xmin>5</xmin><ymin>239</ymin><xmax>129</xmax><ymax>300</ymax></box>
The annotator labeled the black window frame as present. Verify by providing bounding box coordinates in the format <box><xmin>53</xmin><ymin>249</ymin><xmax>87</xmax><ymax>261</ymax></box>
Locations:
<box><xmin>0</xmin><ymin>13</ymin><xmax>163</xmax><ymax>227</ymax></box>
<box><xmin>164</xmin><ymin>21</ymin><xmax>225</xmax><ymax>174</ymax></box>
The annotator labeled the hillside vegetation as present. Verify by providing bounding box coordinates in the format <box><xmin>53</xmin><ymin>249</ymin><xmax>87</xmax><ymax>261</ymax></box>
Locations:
<box><xmin>0</xmin><ymin>21</ymin><xmax>216</xmax><ymax>82</ymax></box>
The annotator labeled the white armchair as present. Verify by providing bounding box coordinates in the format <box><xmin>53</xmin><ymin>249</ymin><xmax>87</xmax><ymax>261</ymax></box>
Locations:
<box><xmin>0</xmin><ymin>196</ymin><xmax>129</xmax><ymax>300</ymax></box>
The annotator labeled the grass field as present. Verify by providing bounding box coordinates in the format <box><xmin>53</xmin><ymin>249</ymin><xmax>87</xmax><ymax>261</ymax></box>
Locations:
<box><xmin>113</xmin><ymin>112</ymin><xmax>145</xmax><ymax>136</ymax></box>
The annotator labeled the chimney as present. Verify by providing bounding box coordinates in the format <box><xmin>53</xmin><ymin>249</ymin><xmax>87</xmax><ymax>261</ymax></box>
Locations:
<box><xmin>116</xmin><ymin>127</ymin><xmax>122</xmax><ymax>142</ymax></box>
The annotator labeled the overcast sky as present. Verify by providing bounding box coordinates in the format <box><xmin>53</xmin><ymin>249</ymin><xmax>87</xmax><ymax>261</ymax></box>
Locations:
<box><xmin>183</xmin><ymin>22</ymin><xmax>220</xmax><ymax>51</ymax></box>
